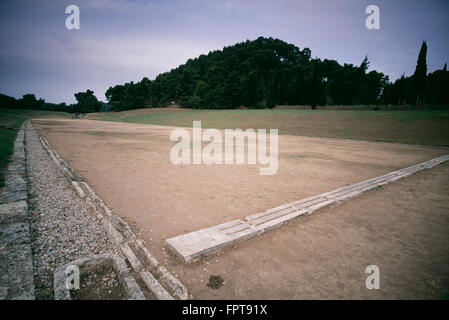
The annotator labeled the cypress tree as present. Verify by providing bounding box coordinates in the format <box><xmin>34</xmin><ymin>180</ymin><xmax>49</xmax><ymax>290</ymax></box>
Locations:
<box><xmin>310</xmin><ymin>59</ymin><xmax>319</xmax><ymax>110</ymax></box>
<box><xmin>413</xmin><ymin>41</ymin><xmax>427</xmax><ymax>105</ymax></box>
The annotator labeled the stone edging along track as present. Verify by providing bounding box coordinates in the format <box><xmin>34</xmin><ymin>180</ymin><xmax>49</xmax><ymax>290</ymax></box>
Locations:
<box><xmin>35</xmin><ymin>122</ymin><xmax>191</xmax><ymax>300</ymax></box>
<box><xmin>166</xmin><ymin>153</ymin><xmax>449</xmax><ymax>263</ymax></box>
<box><xmin>0</xmin><ymin>121</ymin><xmax>35</xmax><ymax>300</ymax></box>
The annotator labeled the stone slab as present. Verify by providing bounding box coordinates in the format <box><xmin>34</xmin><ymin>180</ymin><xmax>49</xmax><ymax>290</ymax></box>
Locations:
<box><xmin>7</xmin><ymin>162</ymin><xmax>25</xmax><ymax>173</ymax></box>
<box><xmin>71</xmin><ymin>181</ymin><xmax>86</xmax><ymax>198</ymax></box>
<box><xmin>256</xmin><ymin>208</ymin><xmax>310</xmax><ymax>231</ymax></box>
<box><xmin>0</xmin><ymin>223</ymin><xmax>30</xmax><ymax>247</ymax></box>
<box><xmin>0</xmin><ymin>201</ymin><xmax>28</xmax><ymax>225</ymax></box>
<box><xmin>4</xmin><ymin>174</ymin><xmax>27</xmax><ymax>192</ymax></box>
<box><xmin>157</xmin><ymin>265</ymin><xmax>191</xmax><ymax>300</ymax></box>
<box><xmin>139</xmin><ymin>270</ymin><xmax>174</xmax><ymax>300</ymax></box>
<box><xmin>166</xmin><ymin>219</ymin><xmax>259</xmax><ymax>263</ymax></box>
<box><xmin>0</xmin><ymin>190</ymin><xmax>27</xmax><ymax>204</ymax></box>
<box><xmin>120</xmin><ymin>243</ymin><xmax>143</xmax><ymax>272</ymax></box>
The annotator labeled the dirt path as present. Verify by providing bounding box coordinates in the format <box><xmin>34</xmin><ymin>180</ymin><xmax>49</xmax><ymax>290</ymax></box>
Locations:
<box><xmin>32</xmin><ymin>118</ymin><xmax>449</xmax><ymax>299</ymax></box>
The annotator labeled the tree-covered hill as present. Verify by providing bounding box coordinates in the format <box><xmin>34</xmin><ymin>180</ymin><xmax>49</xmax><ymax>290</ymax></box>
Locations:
<box><xmin>107</xmin><ymin>37</ymin><xmax>389</xmax><ymax>110</ymax></box>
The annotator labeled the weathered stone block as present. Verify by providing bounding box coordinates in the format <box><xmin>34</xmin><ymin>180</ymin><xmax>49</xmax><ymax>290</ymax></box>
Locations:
<box><xmin>0</xmin><ymin>190</ymin><xmax>27</xmax><ymax>204</ymax></box>
<box><xmin>0</xmin><ymin>201</ymin><xmax>28</xmax><ymax>225</ymax></box>
<box><xmin>7</xmin><ymin>162</ymin><xmax>25</xmax><ymax>173</ymax></box>
<box><xmin>0</xmin><ymin>223</ymin><xmax>30</xmax><ymax>247</ymax></box>
<box><xmin>4</xmin><ymin>174</ymin><xmax>27</xmax><ymax>192</ymax></box>
<box><xmin>139</xmin><ymin>270</ymin><xmax>174</xmax><ymax>300</ymax></box>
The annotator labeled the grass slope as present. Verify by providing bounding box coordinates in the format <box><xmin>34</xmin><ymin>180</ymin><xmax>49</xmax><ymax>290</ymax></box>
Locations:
<box><xmin>90</xmin><ymin>108</ymin><xmax>449</xmax><ymax>146</ymax></box>
<box><xmin>0</xmin><ymin>116</ymin><xmax>24</xmax><ymax>189</ymax></box>
<box><xmin>0</xmin><ymin>109</ymin><xmax>71</xmax><ymax>189</ymax></box>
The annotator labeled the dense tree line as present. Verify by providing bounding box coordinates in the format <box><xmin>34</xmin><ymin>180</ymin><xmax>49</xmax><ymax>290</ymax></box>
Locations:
<box><xmin>1</xmin><ymin>37</ymin><xmax>448</xmax><ymax>112</ymax></box>
<box><xmin>0</xmin><ymin>90</ymin><xmax>108</xmax><ymax>113</ymax></box>
<box><xmin>381</xmin><ymin>42</ymin><xmax>449</xmax><ymax>105</ymax></box>
<box><xmin>0</xmin><ymin>93</ymin><xmax>69</xmax><ymax>112</ymax></box>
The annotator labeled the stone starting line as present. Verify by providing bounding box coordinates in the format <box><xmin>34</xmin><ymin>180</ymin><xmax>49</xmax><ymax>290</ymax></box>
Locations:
<box><xmin>166</xmin><ymin>154</ymin><xmax>449</xmax><ymax>263</ymax></box>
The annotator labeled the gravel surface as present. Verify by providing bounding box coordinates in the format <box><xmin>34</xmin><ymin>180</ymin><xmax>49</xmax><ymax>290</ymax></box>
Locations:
<box><xmin>26</xmin><ymin>123</ymin><xmax>117</xmax><ymax>299</ymax></box>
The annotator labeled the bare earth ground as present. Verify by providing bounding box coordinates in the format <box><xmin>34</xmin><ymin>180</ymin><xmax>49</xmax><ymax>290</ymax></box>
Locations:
<box><xmin>32</xmin><ymin>118</ymin><xmax>449</xmax><ymax>299</ymax></box>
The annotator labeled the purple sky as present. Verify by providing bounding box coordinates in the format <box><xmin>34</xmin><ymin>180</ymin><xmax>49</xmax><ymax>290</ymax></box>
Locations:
<box><xmin>0</xmin><ymin>0</ymin><xmax>448</xmax><ymax>104</ymax></box>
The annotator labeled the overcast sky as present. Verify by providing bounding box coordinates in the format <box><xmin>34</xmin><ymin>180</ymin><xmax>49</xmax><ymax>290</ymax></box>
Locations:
<box><xmin>0</xmin><ymin>0</ymin><xmax>448</xmax><ymax>104</ymax></box>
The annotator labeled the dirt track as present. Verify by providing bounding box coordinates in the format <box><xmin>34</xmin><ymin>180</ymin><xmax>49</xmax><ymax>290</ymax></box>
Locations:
<box><xmin>33</xmin><ymin>118</ymin><xmax>449</xmax><ymax>299</ymax></box>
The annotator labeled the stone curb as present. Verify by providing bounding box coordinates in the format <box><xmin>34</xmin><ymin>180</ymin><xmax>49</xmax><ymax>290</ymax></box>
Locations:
<box><xmin>0</xmin><ymin>121</ymin><xmax>35</xmax><ymax>300</ymax></box>
<box><xmin>166</xmin><ymin>154</ymin><xmax>449</xmax><ymax>263</ymax></box>
<box><xmin>36</xmin><ymin>129</ymin><xmax>191</xmax><ymax>300</ymax></box>
<box><xmin>139</xmin><ymin>270</ymin><xmax>174</xmax><ymax>300</ymax></box>
<box><xmin>53</xmin><ymin>253</ymin><xmax>145</xmax><ymax>300</ymax></box>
